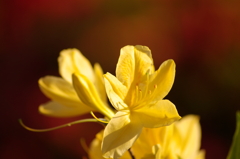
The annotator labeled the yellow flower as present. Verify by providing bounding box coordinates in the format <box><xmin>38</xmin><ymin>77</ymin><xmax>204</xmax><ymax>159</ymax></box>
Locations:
<box><xmin>131</xmin><ymin>115</ymin><xmax>205</xmax><ymax>159</ymax></box>
<box><xmin>89</xmin><ymin>130</ymin><xmax>132</xmax><ymax>159</ymax></box>
<box><xmin>101</xmin><ymin>45</ymin><xmax>181</xmax><ymax>158</ymax></box>
<box><xmin>38</xmin><ymin>48</ymin><xmax>114</xmax><ymax>119</ymax></box>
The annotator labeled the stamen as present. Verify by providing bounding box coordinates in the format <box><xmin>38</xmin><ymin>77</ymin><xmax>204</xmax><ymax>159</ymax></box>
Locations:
<box><xmin>135</xmin><ymin>85</ymin><xmax>139</xmax><ymax>104</ymax></box>
<box><xmin>152</xmin><ymin>84</ymin><xmax>157</xmax><ymax>96</ymax></box>
<box><xmin>148</xmin><ymin>90</ymin><xmax>152</xmax><ymax>95</ymax></box>
<box><xmin>19</xmin><ymin>118</ymin><xmax>100</xmax><ymax>132</ymax></box>
<box><xmin>135</xmin><ymin>85</ymin><xmax>142</xmax><ymax>103</ymax></box>
<box><xmin>134</xmin><ymin>84</ymin><xmax>143</xmax><ymax>107</ymax></box>
<box><xmin>90</xmin><ymin>111</ymin><xmax>109</xmax><ymax>124</ymax></box>
<box><xmin>132</xmin><ymin>84</ymin><xmax>158</xmax><ymax>110</ymax></box>
<box><xmin>151</xmin><ymin>84</ymin><xmax>158</xmax><ymax>96</ymax></box>
<box><xmin>139</xmin><ymin>90</ymin><xmax>142</xmax><ymax>100</ymax></box>
<box><xmin>146</xmin><ymin>84</ymin><xmax>158</xmax><ymax>105</ymax></box>
<box><xmin>142</xmin><ymin>73</ymin><xmax>150</xmax><ymax>99</ymax></box>
<box><xmin>154</xmin><ymin>84</ymin><xmax>157</xmax><ymax>89</ymax></box>
<box><xmin>138</xmin><ymin>90</ymin><xmax>143</xmax><ymax>101</ymax></box>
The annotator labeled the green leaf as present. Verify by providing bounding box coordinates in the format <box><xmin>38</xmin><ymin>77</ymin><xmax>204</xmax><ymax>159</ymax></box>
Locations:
<box><xmin>227</xmin><ymin>111</ymin><xmax>240</xmax><ymax>159</ymax></box>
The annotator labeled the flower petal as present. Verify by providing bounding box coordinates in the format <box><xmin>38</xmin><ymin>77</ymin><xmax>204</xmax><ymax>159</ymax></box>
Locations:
<box><xmin>101</xmin><ymin>111</ymin><xmax>142</xmax><ymax>159</ymax></box>
<box><xmin>154</xmin><ymin>144</ymin><xmax>179</xmax><ymax>159</ymax></box>
<box><xmin>132</xmin><ymin>126</ymin><xmax>174</xmax><ymax>159</ymax></box>
<box><xmin>104</xmin><ymin>76</ymin><xmax>128</xmax><ymax>111</ymax></box>
<box><xmin>104</xmin><ymin>73</ymin><xmax>127</xmax><ymax>101</ymax></box>
<box><xmin>116</xmin><ymin>45</ymin><xmax>153</xmax><ymax>88</ymax></box>
<box><xmin>149</xmin><ymin>59</ymin><xmax>176</xmax><ymax>101</ymax></box>
<box><xmin>196</xmin><ymin>150</ymin><xmax>205</xmax><ymax>159</ymax></box>
<box><xmin>72</xmin><ymin>73</ymin><xmax>115</xmax><ymax>119</ymax></box>
<box><xmin>93</xmin><ymin>63</ymin><xmax>107</xmax><ymax>102</ymax></box>
<box><xmin>174</xmin><ymin>115</ymin><xmax>201</xmax><ymax>159</ymax></box>
<box><xmin>131</xmin><ymin>128</ymin><xmax>159</xmax><ymax>158</ymax></box>
<box><xmin>39</xmin><ymin>101</ymin><xmax>91</xmax><ymax>117</ymax></box>
<box><xmin>134</xmin><ymin>100</ymin><xmax>181</xmax><ymax>128</ymax></box>
<box><xmin>39</xmin><ymin>76</ymin><xmax>82</xmax><ymax>107</ymax></box>
<box><xmin>89</xmin><ymin>130</ymin><xmax>132</xmax><ymax>159</ymax></box>
<box><xmin>58</xmin><ymin>48</ymin><xmax>94</xmax><ymax>83</ymax></box>
<box><xmin>89</xmin><ymin>130</ymin><xmax>107</xmax><ymax>159</ymax></box>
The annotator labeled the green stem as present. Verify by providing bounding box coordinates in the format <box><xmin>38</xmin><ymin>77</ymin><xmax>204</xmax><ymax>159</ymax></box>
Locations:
<box><xmin>19</xmin><ymin>118</ymin><xmax>101</xmax><ymax>132</ymax></box>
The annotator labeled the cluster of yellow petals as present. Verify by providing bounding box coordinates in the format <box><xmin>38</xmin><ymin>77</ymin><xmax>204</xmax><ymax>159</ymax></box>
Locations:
<box><xmin>37</xmin><ymin>45</ymin><xmax>184</xmax><ymax>159</ymax></box>
<box><xmin>102</xmin><ymin>45</ymin><xmax>181</xmax><ymax>158</ymax></box>
<box><xmin>132</xmin><ymin>115</ymin><xmax>205</xmax><ymax>159</ymax></box>
<box><xmin>38</xmin><ymin>48</ymin><xmax>114</xmax><ymax>119</ymax></box>
<box><xmin>89</xmin><ymin>115</ymin><xmax>205</xmax><ymax>159</ymax></box>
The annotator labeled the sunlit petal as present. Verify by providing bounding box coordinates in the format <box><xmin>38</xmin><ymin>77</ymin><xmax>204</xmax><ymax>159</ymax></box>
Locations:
<box><xmin>104</xmin><ymin>77</ymin><xmax>128</xmax><ymax>111</ymax></box>
<box><xmin>101</xmin><ymin>45</ymin><xmax>181</xmax><ymax>159</ymax></box>
<box><xmin>174</xmin><ymin>115</ymin><xmax>201</xmax><ymax>159</ymax></box>
<box><xmin>58</xmin><ymin>48</ymin><xmax>94</xmax><ymax>83</ymax></box>
<box><xmin>116</xmin><ymin>45</ymin><xmax>153</xmax><ymax>88</ymax></box>
<box><xmin>134</xmin><ymin>100</ymin><xmax>181</xmax><ymax>128</ymax></box>
<box><xmin>149</xmin><ymin>59</ymin><xmax>175</xmax><ymax>101</ymax></box>
<box><xmin>131</xmin><ymin>115</ymin><xmax>203</xmax><ymax>159</ymax></box>
<box><xmin>94</xmin><ymin>63</ymin><xmax>107</xmax><ymax>102</ymax></box>
<box><xmin>39</xmin><ymin>101</ymin><xmax>92</xmax><ymax>117</ymax></box>
<box><xmin>102</xmin><ymin>111</ymin><xmax>142</xmax><ymax>159</ymax></box>
<box><xmin>89</xmin><ymin>130</ymin><xmax>132</xmax><ymax>159</ymax></box>
<box><xmin>132</xmin><ymin>125</ymin><xmax>175</xmax><ymax>159</ymax></box>
<box><xmin>72</xmin><ymin>73</ymin><xmax>115</xmax><ymax>119</ymax></box>
<box><xmin>39</xmin><ymin>76</ymin><xmax>81</xmax><ymax>107</ymax></box>
<box><xmin>131</xmin><ymin>128</ymin><xmax>159</xmax><ymax>159</ymax></box>
<box><xmin>104</xmin><ymin>73</ymin><xmax>127</xmax><ymax>100</ymax></box>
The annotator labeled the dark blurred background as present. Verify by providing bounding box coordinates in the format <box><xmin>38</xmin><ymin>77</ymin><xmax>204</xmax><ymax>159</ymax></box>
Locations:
<box><xmin>1</xmin><ymin>0</ymin><xmax>240</xmax><ymax>158</ymax></box>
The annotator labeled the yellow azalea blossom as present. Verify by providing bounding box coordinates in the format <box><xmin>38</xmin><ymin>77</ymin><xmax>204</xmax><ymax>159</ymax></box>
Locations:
<box><xmin>131</xmin><ymin>115</ymin><xmax>205</xmax><ymax>159</ymax></box>
<box><xmin>38</xmin><ymin>48</ymin><xmax>114</xmax><ymax>119</ymax></box>
<box><xmin>89</xmin><ymin>130</ymin><xmax>132</xmax><ymax>159</ymax></box>
<box><xmin>101</xmin><ymin>45</ymin><xmax>181</xmax><ymax>158</ymax></box>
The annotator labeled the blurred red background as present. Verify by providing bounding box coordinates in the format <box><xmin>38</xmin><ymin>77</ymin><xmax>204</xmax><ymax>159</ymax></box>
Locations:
<box><xmin>1</xmin><ymin>0</ymin><xmax>240</xmax><ymax>158</ymax></box>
